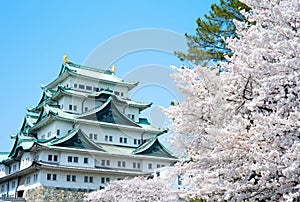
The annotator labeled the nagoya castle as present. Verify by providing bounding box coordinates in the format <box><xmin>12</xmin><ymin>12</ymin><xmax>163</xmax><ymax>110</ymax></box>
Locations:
<box><xmin>0</xmin><ymin>56</ymin><xmax>176</xmax><ymax>201</ymax></box>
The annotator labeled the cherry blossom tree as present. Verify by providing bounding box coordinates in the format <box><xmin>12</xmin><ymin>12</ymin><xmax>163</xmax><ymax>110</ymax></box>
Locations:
<box><xmin>165</xmin><ymin>0</ymin><xmax>300</xmax><ymax>201</ymax></box>
<box><xmin>85</xmin><ymin>176</ymin><xmax>178</xmax><ymax>202</ymax></box>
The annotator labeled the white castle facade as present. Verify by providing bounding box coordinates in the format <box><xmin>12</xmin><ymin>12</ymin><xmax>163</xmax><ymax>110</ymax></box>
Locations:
<box><xmin>0</xmin><ymin>58</ymin><xmax>176</xmax><ymax>199</ymax></box>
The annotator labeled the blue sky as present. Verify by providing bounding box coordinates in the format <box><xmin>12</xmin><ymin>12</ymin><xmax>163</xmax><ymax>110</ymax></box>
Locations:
<box><xmin>0</xmin><ymin>0</ymin><xmax>218</xmax><ymax>151</ymax></box>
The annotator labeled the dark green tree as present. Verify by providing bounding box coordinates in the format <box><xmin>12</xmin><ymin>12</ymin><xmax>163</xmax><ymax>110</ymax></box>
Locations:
<box><xmin>176</xmin><ymin>0</ymin><xmax>250</xmax><ymax>65</ymax></box>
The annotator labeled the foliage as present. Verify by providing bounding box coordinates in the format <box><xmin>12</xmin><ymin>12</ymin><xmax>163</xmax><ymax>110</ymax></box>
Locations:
<box><xmin>85</xmin><ymin>176</ymin><xmax>178</xmax><ymax>202</ymax></box>
<box><xmin>166</xmin><ymin>0</ymin><xmax>300</xmax><ymax>201</ymax></box>
<box><xmin>175</xmin><ymin>0</ymin><xmax>250</xmax><ymax>65</ymax></box>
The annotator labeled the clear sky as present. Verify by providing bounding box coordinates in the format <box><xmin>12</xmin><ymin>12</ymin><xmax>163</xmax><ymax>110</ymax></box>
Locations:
<box><xmin>0</xmin><ymin>0</ymin><xmax>218</xmax><ymax>152</ymax></box>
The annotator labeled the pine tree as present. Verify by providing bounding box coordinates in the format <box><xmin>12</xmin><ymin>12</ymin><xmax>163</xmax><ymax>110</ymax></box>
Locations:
<box><xmin>175</xmin><ymin>0</ymin><xmax>250</xmax><ymax>65</ymax></box>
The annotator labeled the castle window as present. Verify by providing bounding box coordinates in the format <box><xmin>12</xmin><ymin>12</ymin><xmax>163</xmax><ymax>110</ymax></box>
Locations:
<box><xmin>137</xmin><ymin>163</ymin><xmax>141</xmax><ymax>169</ymax></box>
<box><xmin>121</xmin><ymin>92</ymin><xmax>124</xmax><ymax>96</ymax></box>
<box><xmin>101</xmin><ymin>160</ymin><xmax>105</xmax><ymax>166</ymax></box>
<box><xmin>117</xmin><ymin>161</ymin><xmax>121</xmax><ymax>167</ymax></box>
<box><xmin>73</xmin><ymin>105</ymin><xmax>77</xmax><ymax>111</ymax></box>
<box><xmin>133</xmin><ymin>162</ymin><xmax>136</xmax><ymax>168</ymax></box>
<box><xmin>134</xmin><ymin>139</ymin><xmax>137</xmax><ymax>145</ymax></box>
<box><xmin>47</xmin><ymin>131</ymin><xmax>51</xmax><ymax>137</ymax></box>
<box><xmin>94</xmin><ymin>134</ymin><xmax>98</xmax><ymax>140</ymax></box>
<box><xmin>79</xmin><ymin>84</ymin><xmax>85</xmax><ymax>89</ymax></box>
<box><xmin>84</xmin><ymin>158</ymin><xmax>88</xmax><ymax>164</ymax></box>
<box><xmin>34</xmin><ymin>174</ymin><xmax>38</xmax><ymax>182</ymax></box>
<box><xmin>114</xmin><ymin>91</ymin><xmax>120</xmax><ymax>96</ymax></box>
<box><xmin>67</xmin><ymin>156</ymin><xmax>72</xmax><ymax>162</ymax></box>
<box><xmin>48</xmin><ymin>155</ymin><xmax>52</xmax><ymax>161</ymax></box>
<box><xmin>85</xmin><ymin>176</ymin><xmax>94</xmax><ymax>183</ymax></box>
<box><xmin>1</xmin><ymin>185</ymin><xmax>5</xmax><ymax>192</ymax></box>
<box><xmin>86</xmin><ymin>85</ymin><xmax>92</xmax><ymax>91</ymax></box>
<box><xmin>84</xmin><ymin>107</ymin><xmax>88</xmax><ymax>112</ymax></box>
<box><xmin>124</xmin><ymin>138</ymin><xmax>127</xmax><ymax>144</ymax></box>
<box><xmin>47</xmin><ymin>173</ymin><xmax>56</xmax><ymax>181</ymax></box>
<box><xmin>74</xmin><ymin>83</ymin><xmax>77</xmax><ymax>88</ymax></box>
<box><xmin>105</xmin><ymin>135</ymin><xmax>108</xmax><ymax>141</ymax></box>
<box><xmin>109</xmin><ymin>136</ymin><xmax>113</xmax><ymax>142</ymax></box>
<box><xmin>148</xmin><ymin>163</ymin><xmax>152</xmax><ymax>169</ymax></box>
<box><xmin>93</xmin><ymin>87</ymin><xmax>99</xmax><ymax>92</ymax></box>
<box><xmin>101</xmin><ymin>177</ymin><xmax>105</xmax><ymax>184</ymax></box>
<box><xmin>67</xmin><ymin>175</ymin><xmax>76</xmax><ymax>182</ymax></box>
<box><xmin>26</xmin><ymin>177</ymin><xmax>31</xmax><ymax>184</ymax></box>
<box><xmin>57</xmin><ymin>129</ymin><xmax>60</xmax><ymax>136</ymax></box>
<box><xmin>74</xmin><ymin>157</ymin><xmax>78</xmax><ymax>163</ymax></box>
<box><xmin>119</xmin><ymin>137</ymin><xmax>123</xmax><ymax>143</ymax></box>
<box><xmin>54</xmin><ymin>155</ymin><xmax>58</xmax><ymax>161</ymax></box>
<box><xmin>106</xmin><ymin>160</ymin><xmax>110</xmax><ymax>166</ymax></box>
<box><xmin>12</xmin><ymin>181</ymin><xmax>16</xmax><ymax>188</ymax></box>
<box><xmin>69</xmin><ymin>105</ymin><xmax>72</xmax><ymax>110</ymax></box>
<box><xmin>122</xmin><ymin>161</ymin><xmax>126</xmax><ymax>167</ymax></box>
<box><xmin>89</xmin><ymin>133</ymin><xmax>93</xmax><ymax>139</ymax></box>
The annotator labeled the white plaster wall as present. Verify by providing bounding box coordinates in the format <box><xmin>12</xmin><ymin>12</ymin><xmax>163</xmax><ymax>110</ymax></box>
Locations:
<box><xmin>20</xmin><ymin>152</ymin><xmax>34</xmax><ymax>170</ymax></box>
<box><xmin>59</xmin><ymin>152</ymin><xmax>94</xmax><ymax>168</ymax></box>
<box><xmin>0</xmin><ymin>164</ymin><xmax>8</xmax><ymax>177</ymax></box>
<box><xmin>37</xmin><ymin>120</ymin><xmax>73</xmax><ymax>139</ymax></box>
<box><xmin>125</xmin><ymin>106</ymin><xmax>140</xmax><ymax>122</ymax></box>
<box><xmin>9</xmin><ymin>162</ymin><xmax>20</xmax><ymax>174</ymax></box>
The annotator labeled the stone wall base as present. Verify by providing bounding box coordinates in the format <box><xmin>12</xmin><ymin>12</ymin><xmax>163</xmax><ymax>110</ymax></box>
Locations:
<box><xmin>24</xmin><ymin>186</ymin><xmax>87</xmax><ymax>202</ymax></box>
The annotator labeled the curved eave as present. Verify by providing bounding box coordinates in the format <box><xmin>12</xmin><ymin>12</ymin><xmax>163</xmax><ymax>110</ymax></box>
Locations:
<box><xmin>9</xmin><ymin>139</ymin><xmax>36</xmax><ymax>159</ymax></box>
<box><xmin>38</xmin><ymin>161</ymin><xmax>148</xmax><ymax>176</ymax></box>
<box><xmin>0</xmin><ymin>161</ymin><xmax>41</xmax><ymax>183</ymax></box>
<box><xmin>129</xmin><ymin>102</ymin><xmax>152</xmax><ymax>111</ymax></box>
<box><xmin>51</xmin><ymin>87</ymin><xmax>86</xmax><ymax>101</ymax></box>
<box><xmin>41</xmin><ymin>68</ymin><xmax>70</xmax><ymax>90</ymax></box>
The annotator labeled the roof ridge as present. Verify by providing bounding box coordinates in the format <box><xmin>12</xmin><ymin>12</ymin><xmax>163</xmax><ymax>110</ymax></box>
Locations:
<box><xmin>66</xmin><ymin>62</ymin><xmax>109</xmax><ymax>74</ymax></box>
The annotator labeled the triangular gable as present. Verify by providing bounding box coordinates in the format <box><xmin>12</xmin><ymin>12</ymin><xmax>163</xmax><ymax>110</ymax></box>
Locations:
<box><xmin>78</xmin><ymin>97</ymin><xmax>140</xmax><ymax>127</ymax></box>
<box><xmin>48</xmin><ymin>127</ymin><xmax>105</xmax><ymax>151</ymax></box>
<box><xmin>132</xmin><ymin>137</ymin><xmax>175</xmax><ymax>158</ymax></box>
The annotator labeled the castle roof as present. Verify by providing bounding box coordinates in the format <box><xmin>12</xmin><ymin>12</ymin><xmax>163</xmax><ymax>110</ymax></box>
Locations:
<box><xmin>42</xmin><ymin>62</ymin><xmax>138</xmax><ymax>90</ymax></box>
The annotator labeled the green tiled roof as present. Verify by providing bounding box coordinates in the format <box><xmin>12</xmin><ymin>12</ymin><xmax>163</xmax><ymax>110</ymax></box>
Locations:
<box><xmin>43</xmin><ymin>62</ymin><xmax>138</xmax><ymax>90</ymax></box>
<box><xmin>132</xmin><ymin>135</ymin><xmax>175</xmax><ymax>158</ymax></box>
<box><xmin>100</xmin><ymin>144</ymin><xmax>135</xmax><ymax>156</ymax></box>
<box><xmin>9</xmin><ymin>134</ymin><xmax>36</xmax><ymax>158</ymax></box>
